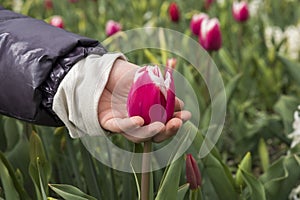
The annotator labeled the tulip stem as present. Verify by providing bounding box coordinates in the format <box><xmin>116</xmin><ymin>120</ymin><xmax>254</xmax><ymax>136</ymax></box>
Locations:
<box><xmin>141</xmin><ymin>141</ymin><xmax>152</xmax><ymax>200</ymax></box>
<box><xmin>189</xmin><ymin>188</ymin><xmax>203</xmax><ymax>200</ymax></box>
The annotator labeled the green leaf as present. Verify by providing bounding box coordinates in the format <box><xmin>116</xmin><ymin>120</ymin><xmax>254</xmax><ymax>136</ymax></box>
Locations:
<box><xmin>225</xmin><ymin>73</ymin><xmax>243</xmax><ymax>103</ymax></box>
<box><xmin>202</xmin><ymin>153</ymin><xmax>238</xmax><ymax>200</ymax></box>
<box><xmin>144</xmin><ymin>49</ymin><xmax>160</xmax><ymax>64</ymax></box>
<box><xmin>3</xmin><ymin>118</ymin><xmax>21</xmax><ymax>152</ymax></box>
<box><xmin>0</xmin><ymin>154</ymin><xmax>20</xmax><ymax>200</ymax></box>
<box><xmin>0</xmin><ymin>152</ymin><xmax>31</xmax><ymax>200</ymax></box>
<box><xmin>4</xmin><ymin>123</ymin><xmax>31</xmax><ymax>192</ymax></box>
<box><xmin>258</xmin><ymin>138</ymin><xmax>270</xmax><ymax>172</ymax></box>
<box><xmin>240</xmin><ymin>169</ymin><xmax>266</xmax><ymax>200</ymax></box>
<box><xmin>177</xmin><ymin>184</ymin><xmax>189</xmax><ymax>200</ymax></box>
<box><xmin>218</xmin><ymin>48</ymin><xmax>237</xmax><ymax>75</ymax></box>
<box><xmin>274</xmin><ymin>95</ymin><xmax>299</xmax><ymax>134</ymax></box>
<box><xmin>235</xmin><ymin>152</ymin><xmax>252</xmax><ymax>189</ymax></box>
<box><xmin>79</xmin><ymin>143</ymin><xmax>103</xmax><ymax>200</ymax></box>
<box><xmin>277</xmin><ymin>54</ymin><xmax>300</xmax><ymax>85</ymax></box>
<box><xmin>259</xmin><ymin>155</ymin><xmax>300</xmax><ymax>200</ymax></box>
<box><xmin>156</xmin><ymin>126</ymin><xmax>192</xmax><ymax>200</ymax></box>
<box><xmin>29</xmin><ymin>131</ymin><xmax>51</xmax><ymax>200</ymax></box>
<box><xmin>49</xmin><ymin>184</ymin><xmax>97</xmax><ymax>200</ymax></box>
<box><xmin>155</xmin><ymin>156</ymin><xmax>184</xmax><ymax>200</ymax></box>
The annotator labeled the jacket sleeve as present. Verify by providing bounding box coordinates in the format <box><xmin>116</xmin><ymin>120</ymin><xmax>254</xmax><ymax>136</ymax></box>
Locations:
<box><xmin>0</xmin><ymin>7</ymin><xmax>107</xmax><ymax>126</ymax></box>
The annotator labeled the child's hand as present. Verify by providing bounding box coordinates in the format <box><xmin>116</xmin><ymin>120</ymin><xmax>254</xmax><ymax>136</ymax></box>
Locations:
<box><xmin>98</xmin><ymin>59</ymin><xmax>191</xmax><ymax>143</ymax></box>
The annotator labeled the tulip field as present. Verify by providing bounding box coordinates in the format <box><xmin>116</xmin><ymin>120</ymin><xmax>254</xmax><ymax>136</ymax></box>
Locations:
<box><xmin>1</xmin><ymin>0</ymin><xmax>300</xmax><ymax>199</ymax></box>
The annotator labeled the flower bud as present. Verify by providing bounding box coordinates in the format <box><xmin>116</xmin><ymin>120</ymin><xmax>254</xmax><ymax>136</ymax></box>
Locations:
<box><xmin>44</xmin><ymin>0</ymin><xmax>53</xmax><ymax>10</ymax></box>
<box><xmin>186</xmin><ymin>154</ymin><xmax>201</xmax><ymax>190</ymax></box>
<box><xmin>50</xmin><ymin>16</ymin><xmax>64</xmax><ymax>29</ymax></box>
<box><xmin>199</xmin><ymin>18</ymin><xmax>222</xmax><ymax>51</ymax></box>
<box><xmin>205</xmin><ymin>0</ymin><xmax>214</xmax><ymax>10</ymax></box>
<box><xmin>168</xmin><ymin>2</ymin><xmax>180</xmax><ymax>22</ymax></box>
<box><xmin>190</xmin><ymin>13</ymin><xmax>209</xmax><ymax>36</ymax></box>
<box><xmin>232</xmin><ymin>1</ymin><xmax>249</xmax><ymax>22</ymax></box>
<box><xmin>127</xmin><ymin>63</ymin><xmax>176</xmax><ymax>125</ymax></box>
<box><xmin>105</xmin><ymin>20</ymin><xmax>122</xmax><ymax>37</ymax></box>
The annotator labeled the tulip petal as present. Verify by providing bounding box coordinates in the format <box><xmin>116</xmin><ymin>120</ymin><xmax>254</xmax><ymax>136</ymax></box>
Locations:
<box><xmin>128</xmin><ymin>84</ymin><xmax>166</xmax><ymax>125</ymax></box>
<box><xmin>200</xmin><ymin>18</ymin><xmax>222</xmax><ymax>51</ymax></box>
<box><xmin>186</xmin><ymin>154</ymin><xmax>198</xmax><ymax>190</ymax></box>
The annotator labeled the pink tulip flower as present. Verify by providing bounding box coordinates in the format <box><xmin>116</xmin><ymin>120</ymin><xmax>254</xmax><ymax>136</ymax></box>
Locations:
<box><xmin>199</xmin><ymin>18</ymin><xmax>222</xmax><ymax>51</ymax></box>
<box><xmin>50</xmin><ymin>16</ymin><xmax>64</xmax><ymax>29</ymax></box>
<box><xmin>232</xmin><ymin>1</ymin><xmax>249</xmax><ymax>22</ymax></box>
<box><xmin>105</xmin><ymin>20</ymin><xmax>122</xmax><ymax>37</ymax></box>
<box><xmin>190</xmin><ymin>13</ymin><xmax>209</xmax><ymax>36</ymax></box>
<box><xmin>127</xmin><ymin>60</ymin><xmax>176</xmax><ymax>125</ymax></box>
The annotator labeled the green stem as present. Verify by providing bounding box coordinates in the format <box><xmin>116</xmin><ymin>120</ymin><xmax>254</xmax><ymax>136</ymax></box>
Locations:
<box><xmin>189</xmin><ymin>188</ymin><xmax>203</xmax><ymax>200</ymax></box>
<box><xmin>141</xmin><ymin>141</ymin><xmax>152</xmax><ymax>200</ymax></box>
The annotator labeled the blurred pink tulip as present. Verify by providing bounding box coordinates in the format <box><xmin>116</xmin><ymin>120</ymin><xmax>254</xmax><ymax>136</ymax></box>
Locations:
<box><xmin>190</xmin><ymin>13</ymin><xmax>209</xmax><ymax>36</ymax></box>
<box><xmin>168</xmin><ymin>2</ymin><xmax>180</xmax><ymax>22</ymax></box>
<box><xmin>127</xmin><ymin>60</ymin><xmax>176</xmax><ymax>125</ymax></box>
<box><xmin>199</xmin><ymin>18</ymin><xmax>222</xmax><ymax>51</ymax></box>
<box><xmin>105</xmin><ymin>20</ymin><xmax>122</xmax><ymax>36</ymax></box>
<box><xmin>50</xmin><ymin>16</ymin><xmax>64</xmax><ymax>29</ymax></box>
<box><xmin>186</xmin><ymin>154</ymin><xmax>201</xmax><ymax>190</ymax></box>
<box><xmin>232</xmin><ymin>1</ymin><xmax>249</xmax><ymax>22</ymax></box>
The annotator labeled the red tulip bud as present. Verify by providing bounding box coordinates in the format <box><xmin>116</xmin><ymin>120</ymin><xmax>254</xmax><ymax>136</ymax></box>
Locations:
<box><xmin>232</xmin><ymin>1</ymin><xmax>249</xmax><ymax>22</ymax></box>
<box><xmin>205</xmin><ymin>0</ymin><xmax>214</xmax><ymax>10</ymax></box>
<box><xmin>127</xmin><ymin>63</ymin><xmax>176</xmax><ymax>125</ymax></box>
<box><xmin>44</xmin><ymin>0</ymin><xmax>53</xmax><ymax>10</ymax></box>
<box><xmin>105</xmin><ymin>20</ymin><xmax>122</xmax><ymax>37</ymax></box>
<box><xmin>168</xmin><ymin>2</ymin><xmax>180</xmax><ymax>22</ymax></box>
<box><xmin>199</xmin><ymin>18</ymin><xmax>222</xmax><ymax>51</ymax></box>
<box><xmin>190</xmin><ymin>13</ymin><xmax>209</xmax><ymax>36</ymax></box>
<box><xmin>186</xmin><ymin>154</ymin><xmax>201</xmax><ymax>190</ymax></box>
<box><xmin>50</xmin><ymin>16</ymin><xmax>64</xmax><ymax>29</ymax></box>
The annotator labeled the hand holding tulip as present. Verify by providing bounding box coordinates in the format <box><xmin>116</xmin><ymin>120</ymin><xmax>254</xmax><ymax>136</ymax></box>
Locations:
<box><xmin>98</xmin><ymin>59</ymin><xmax>191</xmax><ymax>143</ymax></box>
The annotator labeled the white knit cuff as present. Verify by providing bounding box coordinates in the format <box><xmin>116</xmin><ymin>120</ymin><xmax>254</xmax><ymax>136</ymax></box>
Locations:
<box><xmin>53</xmin><ymin>53</ymin><xmax>126</xmax><ymax>138</ymax></box>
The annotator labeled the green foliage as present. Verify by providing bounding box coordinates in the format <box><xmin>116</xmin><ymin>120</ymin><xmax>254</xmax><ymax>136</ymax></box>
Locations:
<box><xmin>49</xmin><ymin>184</ymin><xmax>97</xmax><ymax>200</ymax></box>
<box><xmin>0</xmin><ymin>0</ymin><xmax>300</xmax><ymax>199</ymax></box>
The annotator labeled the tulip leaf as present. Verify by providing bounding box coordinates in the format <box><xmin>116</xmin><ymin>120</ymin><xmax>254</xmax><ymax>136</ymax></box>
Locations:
<box><xmin>79</xmin><ymin>144</ymin><xmax>103</xmax><ymax>200</ymax></box>
<box><xmin>0</xmin><ymin>152</ymin><xmax>31</xmax><ymax>200</ymax></box>
<box><xmin>240</xmin><ymin>169</ymin><xmax>266</xmax><ymax>200</ymax></box>
<box><xmin>29</xmin><ymin>131</ymin><xmax>51</xmax><ymax>200</ymax></box>
<box><xmin>274</xmin><ymin>95</ymin><xmax>299</xmax><ymax>135</ymax></box>
<box><xmin>177</xmin><ymin>183</ymin><xmax>189</xmax><ymax>200</ymax></box>
<box><xmin>3</xmin><ymin>117</ymin><xmax>21</xmax><ymax>152</ymax></box>
<box><xmin>259</xmin><ymin>154</ymin><xmax>300</xmax><ymax>200</ymax></box>
<box><xmin>144</xmin><ymin>49</ymin><xmax>160</xmax><ymax>65</ymax></box>
<box><xmin>277</xmin><ymin>54</ymin><xmax>300</xmax><ymax>85</ymax></box>
<box><xmin>49</xmin><ymin>184</ymin><xmax>97</xmax><ymax>200</ymax></box>
<box><xmin>218</xmin><ymin>48</ymin><xmax>238</xmax><ymax>75</ymax></box>
<box><xmin>158</xmin><ymin>29</ymin><xmax>167</xmax><ymax>64</ymax></box>
<box><xmin>235</xmin><ymin>152</ymin><xmax>252</xmax><ymax>189</ymax></box>
<box><xmin>155</xmin><ymin>126</ymin><xmax>191</xmax><ymax>200</ymax></box>
<box><xmin>202</xmin><ymin>153</ymin><xmax>238</xmax><ymax>200</ymax></box>
<box><xmin>258</xmin><ymin>138</ymin><xmax>270</xmax><ymax>172</ymax></box>
<box><xmin>224</xmin><ymin>73</ymin><xmax>243</xmax><ymax>103</ymax></box>
<box><xmin>155</xmin><ymin>156</ymin><xmax>184</xmax><ymax>200</ymax></box>
<box><xmin>0</xmin><ymin>153</ymin><xmax>20</xmax><ymax>200</ymax></box>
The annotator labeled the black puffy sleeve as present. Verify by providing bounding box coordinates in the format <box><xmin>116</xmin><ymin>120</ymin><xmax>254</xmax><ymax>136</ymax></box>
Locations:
<box><xmin>0</xmin><ymin>7</ymin><xmax>107</xmax><ymax>126</ymax></box>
